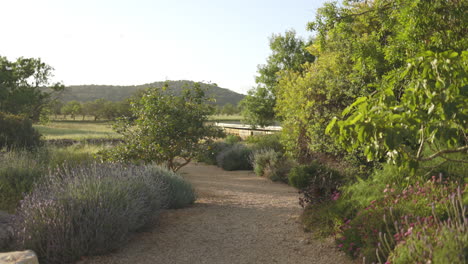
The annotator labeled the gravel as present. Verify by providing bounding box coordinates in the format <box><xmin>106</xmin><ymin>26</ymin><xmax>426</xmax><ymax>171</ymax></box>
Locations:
<box><xmin>78</xmin><ymin>162</ymin><xmax>351</xmax><ymax>264</ymax></box>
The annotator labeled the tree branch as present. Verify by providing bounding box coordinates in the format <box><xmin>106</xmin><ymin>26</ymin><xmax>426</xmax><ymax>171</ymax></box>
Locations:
<box><xmin>174</xmin><ymin>157</ymin><xmax>192</xmax><ymax>172</ymax></box>
<box><xmin>418</xmin><ymin>145</ymin><xmax>468</xmax><ymax>161</ymax></box>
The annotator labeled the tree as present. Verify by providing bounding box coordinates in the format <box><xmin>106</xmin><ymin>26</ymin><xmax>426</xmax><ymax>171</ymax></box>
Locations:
<box><xmin>103</xmin><ymin>83</ymin><xmax>224</xmax><ymax>171</ymax></box>
<box><xmin>307</xmin><ymin>0</ymin><xmax>468</xmax><ymax>169</ymax></box>
<box><xmin>61</xmin><ymin>101</ymin><xmax>81</xmax><ymax>120</ymax></box>
<box><xmin>240</xmin><ymin>30</ymin><xmax>315</xmax><ymax>127</ymax></box>
<box><xmin>240</xmin><ymin>87</ymin><xmax>276</xmax><ymax>128</ymax></box>
<box><xmin>0</xmin><ymin>56</ymin><xmax>64</xmax><ymax>121</ymax></box>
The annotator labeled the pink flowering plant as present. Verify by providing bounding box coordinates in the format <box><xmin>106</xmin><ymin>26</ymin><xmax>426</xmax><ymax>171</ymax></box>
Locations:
<box><xmin>336</xmin><ymin>175</ymin><xmax>463</xmax><ymax>262</ymax></box>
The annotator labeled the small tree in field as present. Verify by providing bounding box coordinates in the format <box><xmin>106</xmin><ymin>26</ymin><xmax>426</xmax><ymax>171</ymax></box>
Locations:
<box><xmin>104</xmin><ymin>83</ymin><xmax>224</xmax><ymax>171</ymax></box>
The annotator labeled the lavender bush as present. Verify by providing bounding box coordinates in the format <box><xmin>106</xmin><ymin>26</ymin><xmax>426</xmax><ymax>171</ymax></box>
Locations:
<box><xmin>12</xmin><ymin>163</ymin><xmax>194</xmax><ymax>264</ymax></box>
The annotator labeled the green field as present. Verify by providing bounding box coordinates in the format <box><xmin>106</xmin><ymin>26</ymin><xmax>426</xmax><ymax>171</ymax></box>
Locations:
<box><xmin>34</xmin><ymin>120</ymin><xmax>119</xmax><ymax>140</ymax></box>
<box><xmin>208</xmin><ymin>115</ymin><xmax>243</xmax><ymax>122</ymax></box>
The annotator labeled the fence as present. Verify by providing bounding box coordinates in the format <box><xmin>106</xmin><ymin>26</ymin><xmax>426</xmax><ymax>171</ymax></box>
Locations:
<box><xmin>214</xmin><ymin>123</ymin><xmax>282</xmax><ymax>139</ymax></box>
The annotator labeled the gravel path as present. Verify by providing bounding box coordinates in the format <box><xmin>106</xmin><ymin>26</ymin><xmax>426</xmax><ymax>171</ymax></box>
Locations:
<box><xmin>80</xmin><ymin>163</ymin><xmax>351</xmax><ymax>264</ymax></box>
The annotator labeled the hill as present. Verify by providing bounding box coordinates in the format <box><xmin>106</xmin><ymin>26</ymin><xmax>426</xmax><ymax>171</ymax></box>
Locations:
<box><xmin>59</xmin><ymin>80</ymin><xmax>245</xmax><ymax>106</ymax></box>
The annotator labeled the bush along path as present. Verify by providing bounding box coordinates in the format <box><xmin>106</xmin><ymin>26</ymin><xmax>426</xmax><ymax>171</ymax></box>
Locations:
<box><xmin>79</xmin><ymin>162</ymin><xmax>350</xmax><ymax>264</ymax></box>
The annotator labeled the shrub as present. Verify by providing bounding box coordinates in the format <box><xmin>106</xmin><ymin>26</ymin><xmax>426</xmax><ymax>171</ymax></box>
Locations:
<box><xmin>337</xmin><ymin>176</ymin><xmax>462</xmax><ymax>262</ymax></box>
<box><xmin>251</xmin><ymin>149</ymin><xmax>279</xmax><ymax>176</ymax></box>
<box><xmin>341</xmin><ymin>163</ymin><xmax>411</xmax><ymax>209</ymax></box>
<box><xmin>384</xmin><ymin>188</ymin><xmax>467</xmax><ymax>264</ymax></box>
<box><xmin>250</xmin><ymin>149</ymin><xmax>294</xmax><ymax>182</ymax></box>
<box><xmin>195</xmin><ymin>141</ymin><xmax>230</xmax><ymax>165</ymax></box>
<box><xmin>151</xmin><ymin>166</ymin><xmax>196</xmax><ymax>209</ymax></box>
<box><xmin>13</xmin><ymin>163</ymin><xmax>175</xmax><ymax>264</ymax></box>
<box><xmin>0</xmin><ymin>151</ymin><xmax>45</xmax><ymax>212</ymax></box>
<box><xmin>245</xmin><ymin>133</ymin><xmax>283</xmax><ymax>153</ymax></box>
<box><xmin>288</xmin><ymin>162</ymin><xmax>342</xmax><ymax>206</ymax></box>
<box><xmin>224</xmin><ymin>134</ymin><xmax>242</xmax><ymax>145</ymax></box>
<box><xmin>216</xmin><ymin>143</ymin><xmax>252</xmax><ymax>171</ymax></box>
<box><xmin>0</xmin><ymin>112</ymin><xmax>42</xmax><ymax>150</ymax></box>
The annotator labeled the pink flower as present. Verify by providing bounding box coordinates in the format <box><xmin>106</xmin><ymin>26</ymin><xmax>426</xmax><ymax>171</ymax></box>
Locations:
<box><xmin>338</xmin><ymin>244</ymin><xmax>343</xmax><ymax>248</ymax></box>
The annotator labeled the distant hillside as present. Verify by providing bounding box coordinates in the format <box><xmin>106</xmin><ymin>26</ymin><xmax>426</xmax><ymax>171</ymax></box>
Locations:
<box><xmin>59</xmin><ymin>80</ymin><xmax>245</xmax><ymax>106</ymax></box>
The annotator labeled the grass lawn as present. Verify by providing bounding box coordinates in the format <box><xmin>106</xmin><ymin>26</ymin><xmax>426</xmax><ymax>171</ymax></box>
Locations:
<box><xmin>35</xmin><ymin>120</ymin><xmax>119</xmax><ymax>140</ymax></box>
<box><xmin>208</xmin><ymin>115</ymin><xmax>243</xmax><ymax>122</ymax></box>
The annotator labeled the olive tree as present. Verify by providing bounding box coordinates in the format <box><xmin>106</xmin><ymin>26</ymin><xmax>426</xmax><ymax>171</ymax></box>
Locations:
<box><xmin>103</xmin><ymin>83</ymin><xmax>224</xmax><ymax>171</ymax></box>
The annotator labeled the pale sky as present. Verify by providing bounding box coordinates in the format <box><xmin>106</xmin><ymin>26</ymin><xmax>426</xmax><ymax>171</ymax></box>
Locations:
<box><xmin>0</xmin><ymin>0</ymin><xmax>328</xmax><ymax>94</ymax></box>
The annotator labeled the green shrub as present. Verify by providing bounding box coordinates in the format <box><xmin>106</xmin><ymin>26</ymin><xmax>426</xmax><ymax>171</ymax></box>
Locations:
<box><xmin>13</xmin><ymin>163</ymin><xmax>175</xmax><ymax>264</ymax></box>
<box><xmin>0</xmin><ymin>112</ymin><xmax>42</xmax><ymax>150</ymax></box>
<box><xmin>245</xmin><ymin>133</ymin><xmax>283</xmax><ymax>153</ymax></box>
<box><xmin>0</xmin><ymin>151</ymin><xmax>45</xmax><ymax>212</ymax></box>
<box><xmin>341</xmin><ymin>163</ymin><xmax>411</xmax><ymax>210</ymax></box>
<box><xmin>289</xmin><ymin>162</ymin><xmax>343</xmax><ymax>207</ymax></box>
<box><xmin>216</xmin><ymin>143</ymin><xmax>252</xmax><ymax>171</ymax></box>
<box><xmin>224</xmin><ymin>134</ymin><xmax>242</xmax><ymax>145</ymax></box>
<box><xmin>251</xmin><ymin>149</ymin><xmax>294</xmax><ymax>182</ymax></box>
<box><xmin>195</xmin><ymin>141</ymin><xmax>230</xmax><ymax>165</ymax></box>
<box><xmin>386</xmin><ymin>189</ymin><xmax>467</xmax><ymax>264</ymax></box>
<box><xmin>337</xmin><ymin>177</ymin><xmax>462</xmax><ymax>262</ymax></box>
<box><xmin>151</xmin><ymin>166</ymin><xmax>196</xmax><ymax>209</ymax></box>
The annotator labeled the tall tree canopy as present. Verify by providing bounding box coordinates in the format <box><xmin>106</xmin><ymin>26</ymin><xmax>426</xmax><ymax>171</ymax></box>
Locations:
<box><xmin>275</xmin><ymin>0</ymin><xmax>467</xmax><ymax>167</ymax></box>
<box><xmin>240</xmin><ymin>30</ymin><xmax>315</xmax><ymax>127</ymax></box>
<box><xmin>0</xmin><ymin>56</ymin><xmax>64</xmax><ymax>121</ymax></box>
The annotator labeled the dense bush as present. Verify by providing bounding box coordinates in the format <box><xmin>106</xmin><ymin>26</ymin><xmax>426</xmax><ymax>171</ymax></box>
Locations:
<box><xmin>245</xmin><ymin>133</ymin><xmax>283</xmax><ymax>153</ymax></box>
<box><xmin>0</xmin><ymin>112</ymin><xmax>42</xmax><ymax>150</ymax></box>
<box><xmin>153</xmin><ymin>166</ymin><xmax>196</xmax><ymax>209</ymax></box>
<box><xmin>250</xmin><ymin>149</ymin><xmax>294</xmax><ymax>182</ymax></box>
<box><xmin>288</xmin><ymin>162</ymin><xmax>343</xmax><ymax>207</ymax></box>
<box><xmin>337</xmin><ymin>177</ymin><xmax>463</xmax><ymax>262</ymax></box>
<box><xmin>195</xmin><ymin>141</ymin><xmax>230</xmax><ymax>165</ymax></box>
<box><xmin>216</xmin><ymin>143</ymin><xmax>252</xmax><ymax>171</ymax></box>
<box><xmin>0</xmin><ymin>151</ymin><xmax>46</xmax><ymax>212</ymax></box>
<box><xmin>13</xmin><ymin>163</ymin><xmax>193</xmax><ymax>264</ymax></box>
<box><xmin>387</xmin><ymin>190</ymin><xmax>467</xmax><ymax>263</ymax></box>
<box><xmin>224</xmin><ymin>134</ymin><xmax>242</xmax><ymax>145</ymax></box>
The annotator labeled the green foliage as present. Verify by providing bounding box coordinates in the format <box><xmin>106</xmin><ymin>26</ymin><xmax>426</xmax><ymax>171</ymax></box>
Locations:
<box><xmin>224</xmin><ymin>134</ymin><xmax>242</xmax><ymax>145</ymax></box>
<box><xmin>245</xmin><ymin>133</ymin><xmax>284</xmax><ymax>153</ymax></box>
<box><xmin>241</xmin><ymin>30</ymin><xmax>315</xmax><ymax>127</ymax></box>
<box><xmin>60</xmin><ymin>100</ymin><xmax>82</xmax><ymax>120</ymax></box>
<box><xmin>288</xmin><ymin>162</ymin><xmax>341</xmax><ymax>190</ymax></box>
<box><xmin>338</xmin><ymin>178</ymin><xmax>462</xmax><ymax>262</ymax></box>
<box><xmin>0</xmin><ymin>151</ymin><xmax>45</xmax><ymax>212</ymax></box>
<box><xmin>240</xmin><ymin>87</ymin><xmax>276</xmax><ymax>127</ymax></box>
<box><xmin>0</xmin><ymin>56</ymin><xmax>64</xmax><ymax>121</ymax></box>
<box><xmin>386</xmin><ymin>189</ymin><xmax>467</xmax><ymax>264</ymax></box>
<box><xmin>216</xmin><ymin>143</ymin><xmax>252</xmax><ymax>171</ymax></box>
<box><xmin>0</xmin><ymin>112</ymin><xmax>42</xmax><ymax>150</ymax></box>
<box><xmin>341</xmin><ymin>164</ymin><xmax>411</xmax><ymax>209</ymax></box>
<box><xmin>250</xmin><ymin>149</ymin><xmax>294</xmax><ymax>182</ymax></box>
<box><xmin>329</xmin><ymin>51</ymin><xmax>468</xmax><ymax>169</ymax></box>
<box><xmin>102</xmin><ymin>83</ymin><xmax>224</xmax><ymax>171</ymax></box>
<box><xmin>195</xmin><ymin>141</ymin><xmax>230</xmax><ymax>165</ymax></box>
<box><xmin>301</xmin><ymin>200</ymin><xmax>345</xmax><ymax>239</ymax></box>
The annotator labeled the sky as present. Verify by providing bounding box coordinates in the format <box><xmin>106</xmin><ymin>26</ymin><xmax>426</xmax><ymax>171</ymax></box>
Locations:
<box><xmin>0</xmin><ymin>0</ymin><xmax>328</xmax><ymax>94</ymax></box>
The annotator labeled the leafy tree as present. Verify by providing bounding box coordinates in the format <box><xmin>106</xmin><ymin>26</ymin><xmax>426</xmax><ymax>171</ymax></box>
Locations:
<box><xmin>240</xmin><ymin>87</ymin><xmax>276</xmax><ymax>128</ymax></box>
<box><xmin>0</xmin><ymin>56</ymin><xmax>64</xmax><ymax>121</ymax></box>
<box><xmin>61</xmin><ymin>101</ymin><xmax>81</xmax><ymax>120</ymax></box>
<box><xmin>241</xmin><ymin>30</ymin><xmax>315</xmax><ymax>127</ymax></box>
<box><xmin>103</xmin><ymin>83</ymin><xmax>224</xmax><ymax>171</ymax></box>
<box><xmin>306</xmin><ymin>0</ymin><xmax>468</xmax><ymax>169</ymax></box>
